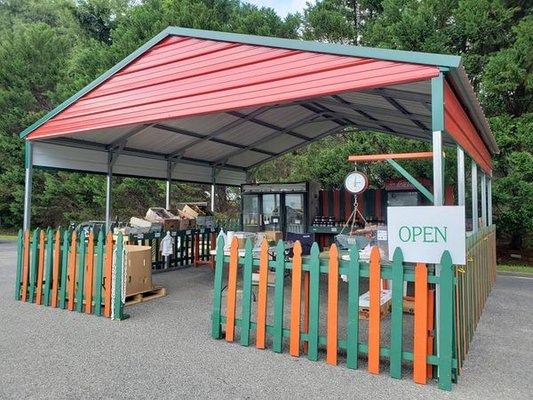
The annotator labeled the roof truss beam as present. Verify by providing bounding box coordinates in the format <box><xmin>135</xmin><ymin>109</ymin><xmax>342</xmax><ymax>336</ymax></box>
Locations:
<box><xmin>212</xmin><ymin>113</ymin><xmax>327</xmax><ymax>166</ymax></box>
<box><xmin>153</xmin><ymin>123</ymin><xmax>276</xmax><ymax>157</ymax></box>
<box><xmin>165</xmin><ymin>106</ymin><xmax>273</xmax><ymax>159</ymax></box>
<box><xmin>43</xmin><ymin>137</ymin><xmax>246</xmax><ymax>172</ymax></box>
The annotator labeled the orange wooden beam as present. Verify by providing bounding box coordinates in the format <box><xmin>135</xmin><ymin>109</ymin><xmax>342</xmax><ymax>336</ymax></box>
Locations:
<box><xmin>348</xmin><ymin>152</ymin><xmax>433</xmax><ymax>162</ymax></box>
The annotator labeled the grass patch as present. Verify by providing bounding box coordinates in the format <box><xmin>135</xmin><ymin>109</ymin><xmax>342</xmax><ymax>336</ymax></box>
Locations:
<box><xmin>0</xmin><ymin>234</ymin><xmax>18</xmax><ymax>240</ymax></box>
<box><xmin>497</xmin><ymin>264</ymin><xmax>533</xmax><ymax>274</ymax></box>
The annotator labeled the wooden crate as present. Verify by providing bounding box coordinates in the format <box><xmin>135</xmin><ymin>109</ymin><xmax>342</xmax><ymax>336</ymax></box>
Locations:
<box><xmin>359</xmin><ymin>289</ymin><xmax>392</xmax><ymax>320</ymax></box>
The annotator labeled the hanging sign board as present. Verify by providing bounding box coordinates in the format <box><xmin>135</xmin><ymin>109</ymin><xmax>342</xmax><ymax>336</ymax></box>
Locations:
<box><xmin>387</xmin><ymin>206</ymin><xmax>466</xmax><ymax>264</ymax></box>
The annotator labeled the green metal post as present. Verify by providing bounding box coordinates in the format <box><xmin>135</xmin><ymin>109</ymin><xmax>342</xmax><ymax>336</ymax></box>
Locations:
<box><xmin>113</xmin><ymin>233</ymin><xmax>125</xmax><ymax>320</ymax></box>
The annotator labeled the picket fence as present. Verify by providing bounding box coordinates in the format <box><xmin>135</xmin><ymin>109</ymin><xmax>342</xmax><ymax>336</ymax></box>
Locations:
<box><xmin>211</xmin><ymin>231</ymin><xmax>496</xmax><ymax>391</ymax></box>
<box><xmin>14</xmin><ymin>228</ymin><xmax>126</xmax><ymax>320</ymax></box>
<box><xmin>454</xmin><ymin>225</ymin><xmax>496</xmax><ymax>372</ymax></box>
<box><xmin>127</xmin><ymin>228</ymin><xmax>216</xmax><ymax>271</ymax></box>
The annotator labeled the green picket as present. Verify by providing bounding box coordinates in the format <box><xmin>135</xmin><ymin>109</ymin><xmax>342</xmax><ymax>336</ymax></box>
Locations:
<box><xmin>272</xmin><ymin>240</ymin><xmax>286</xmax><ymax>353</ymax></box>
<box><xmin>346</xmin><ymin>245</ymin><xmax>360</xmax><ymax>369</ymax></box>
<box><xmin>211</xmin><ymin>235</ymin><xmax>225</xmax><ymax>339</ymax></box>
<box><xmin>28</xmin><ymin>229</ymin><xmax>40</xmax><ymax>303</ymax></box>
<box><xmin>389</xmin><ymin>247</ymin><xmax>404</xmax><ymax>379</ymax></box>
<box><xmin>93</xmin><ymin>230</ymin><xmax>105</xmax><ymax>316</ymax></box>
<box><xmin>58</xmin><ymin>230</ymin><xmax>70</xmax><ymax>309</ymax></box>
<box><xmin>42</xmin><ymin>228</ymin><xmax>54</xmax><ymax>306</ymax></box>
<box><xmin>113</xmin><ymin>233</ymin><xmax>124</xmax><ymax>320</ymax></box>
<box><xmin>240</xmin><ymin>238</ymin><xmax>253</xmax><ymax>346</ymax></box>
<box><xmin>75</xmin><ymin>234</ymin><xmax>86</xmax><ymax>312</ymax></box>
<box><xmin>14</xmin><ymin>230</ymin><xmax>23</xmax><ymax>300</ymax></box>
<box><xmin>307</xmin><ymin>243</ymin><xmax>320</xmax><ymax>361</ymax></box>
<box><xmin>438</xmin><ymin>251</ymin><xmax>454</xmax><ymax>391</ymax></box>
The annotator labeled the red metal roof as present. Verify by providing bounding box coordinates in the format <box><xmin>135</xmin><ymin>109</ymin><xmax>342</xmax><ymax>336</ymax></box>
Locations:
<box><xmin>27</xmin><ymin>35</ymin><xmax>439</xmax><ymax>140</ymax></box>
<box><xmin>444</xmin><ymin>81</ymin><xmax>492</xmax><ymax>174</ymax></box>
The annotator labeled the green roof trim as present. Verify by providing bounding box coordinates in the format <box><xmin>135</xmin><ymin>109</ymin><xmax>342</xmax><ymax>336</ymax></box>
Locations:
<box><xmin>166</xmin><ymin>27</ymin><xmax>462</xmax><ymax>68</ymax></box>
<box><xmin>23</xmin><ymin>26</ymin><xmax>496</xmax><ymax>151</ymax></box>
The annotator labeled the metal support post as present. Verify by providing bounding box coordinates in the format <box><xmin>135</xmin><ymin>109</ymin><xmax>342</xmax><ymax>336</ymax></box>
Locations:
<box><xmin>487</xmin><ymin>178</ymin><xmax>493</xmax><ymax>226</ymax></box>
<box><xmin>105</xmin><ymin>152</ymin><xmax>113</xmax><ymax>233</ymax></box>
<box><xmin>431</xmin><ymin>73</ymin><xmax>445</xmax><ymax>206</ymax></box>
<box><xmin>481</xmin><ymin>172</ymin><xmax>487</xmax><ymax>227</ymax></box>
<box><xmin>166</xmin><ymin>160</ymin><xmax>172</xmax><ymax>210</ymax></box>
<box><xmin>457</xmin><ymin>146</ymin><xmax>465</xmax><ymax>207</ymax></box>
<box><xmin>471</xmin><ymin>161</ymin><xmax>478</xmax><ymax>233</ymax></box>
<box><xmin>210</xmin><ymin>169</ymin><xmax>216</xmax><ymax>213</ymax></box>
<box><xmin>23</xmin><ymin>142</ymin><xmax>33</xmax><ymax>231</ymax></box>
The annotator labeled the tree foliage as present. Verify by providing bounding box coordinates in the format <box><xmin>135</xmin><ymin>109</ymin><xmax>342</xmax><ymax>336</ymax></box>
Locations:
<box><xmin>0</xmin><ymin>0</ymin><xmax>531</xmax><ymax>249</ymax></box>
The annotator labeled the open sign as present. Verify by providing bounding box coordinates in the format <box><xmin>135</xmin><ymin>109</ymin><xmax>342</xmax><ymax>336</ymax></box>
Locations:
<box><xmin>387</xmin><ymin>206</ymin><xmax>466</xmax><ymax>264</ymax></box>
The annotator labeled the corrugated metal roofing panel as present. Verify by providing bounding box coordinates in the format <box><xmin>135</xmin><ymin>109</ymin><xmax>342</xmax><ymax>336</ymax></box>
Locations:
<box><xmin>292</xmin><ymin>120</ymin><xmax>341</xmax><ymax>137</ymax></box>
<box><xmin>27</xmin><ymin>35</ymin><xmax>439</xmax><ymax>140</ymax></box>
<box><xmin>215</xmin><ymin>120</ymin><xmax>275</xmax><ymax>146</ymax></box>
<box><xmin>227</xmin><ymin>151</ymin><xmax>269</xmax><ymax>167</ymax></box>
<box><xmin>127</xmin><ymin>126</ymin><xmax>196</xmax><ymax>154</ymax></box>
<box><xmin>255</xmin><ymin>134</ymin><xmax>305</xmax><ymax>153</ymax></box>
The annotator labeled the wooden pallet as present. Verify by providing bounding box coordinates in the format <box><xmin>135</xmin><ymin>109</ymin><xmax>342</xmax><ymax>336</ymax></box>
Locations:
<box><xmin>125</xmin><ymin>286</ymin><xmax>166</xmax><ymax>306</ymax></box>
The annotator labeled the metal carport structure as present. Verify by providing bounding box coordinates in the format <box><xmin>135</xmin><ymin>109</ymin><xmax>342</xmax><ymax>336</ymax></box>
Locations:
<box><xmin>20</xmin><ymin>27</ymin><xmax>498</xmax><ymax>231</ymax></box>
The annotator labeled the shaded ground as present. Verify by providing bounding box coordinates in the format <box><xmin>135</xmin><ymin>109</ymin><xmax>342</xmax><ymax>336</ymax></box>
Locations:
<box><xmin>1</xmin><ymin>239</ymin><xmax>532</xmax><ymax>399</ymax></box>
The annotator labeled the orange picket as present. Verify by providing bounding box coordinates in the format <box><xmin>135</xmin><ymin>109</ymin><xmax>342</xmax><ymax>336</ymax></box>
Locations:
<box><xmin>21</xmin><ymin>230</ymin><xmax>30</xmax><ymax>302</ymax></box>
<box><xmin>35</xmin><ymin>230</ymin><xmax>45</xmax><ymax>305</ymax></box>
<box><xmin>326</xmin><ymin>244</ymin><xmax>339</xmax><ymax>365</ymax></box>
<box><xmin>67</xmin><ymin>232</ymin><xmax>77</xmax><ymax>311</ymax></box>
<box><xmin>413</xmin><ymin>263</ymin><xmax>428</xmax><ymax>384</ymax></box>
<box><xmin>289</xmin><ymin>241</ymin><xmax>303</xmax><ymax>357</ymax></box>
<box><xmin>103</xmin><ymin>232</ymin><xmax>113</xmax><ymax>318</ymax></box>
<box><xmin>50</xmin><ymin>230</ymin><xmax>61</xmax><ymax>307</ymax></box>
<box><xmin>225</xmin><ymin>238</ymin><xmax>239</xmax><ymax>342</ymax></box>
<box><xmin>84</xmin><ymin>231</ymin><xmax>95</xmax><ymax>314</ymax></box>
<box><xmin>256</xmin><ymin>240</ymin><xmax>269</xmax><ymax>349</ymax></box>
<box><xmin>368</xmin><ymin>246</ymin><xmax>381</xmax><ymax>374</ymax></box>
<box><xmin>426</xmin><ymin>289</ymin><xmax>435</xmax><ymax>379</ymax></box>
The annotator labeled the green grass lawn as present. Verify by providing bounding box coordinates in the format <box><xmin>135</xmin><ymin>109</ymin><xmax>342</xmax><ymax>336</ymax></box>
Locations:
<box><xmin>497</xmin><ymin>264</ymin><xmax>533</xmax><ymax>274</ymax></box>
<box><xmin>0</xmin><ymin>234</ymin><xmax>17</xmax><ymax>240</ymax></box>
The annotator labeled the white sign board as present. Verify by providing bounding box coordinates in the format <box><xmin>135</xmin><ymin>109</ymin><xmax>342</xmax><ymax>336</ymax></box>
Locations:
<box><xmin>387</xmin><ymin>206</ymin><xmax>466</xmax><ymax>264</ymax></box>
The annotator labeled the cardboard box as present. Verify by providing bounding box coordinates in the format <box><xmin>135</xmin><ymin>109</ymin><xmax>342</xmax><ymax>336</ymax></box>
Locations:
<box><xmin>358</xmin><ymin>289</ymin><xmax>392</xmax><ymax>320</ymax></box>
<box><xmin>264</xmin><ymin>230</ymin><xmax>283</xmax><ymax>243</ymax></box>
<box><xmin>125</xmin><ymin>245</ymin><xmax>153</xmax><ymax>296</ymax></box>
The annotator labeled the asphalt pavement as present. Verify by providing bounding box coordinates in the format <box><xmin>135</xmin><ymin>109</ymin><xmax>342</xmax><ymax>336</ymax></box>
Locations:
<box><xmin>0</xmin><ymin>238</ymin><xmax>531</xmax><ymax>399</ymax></box>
